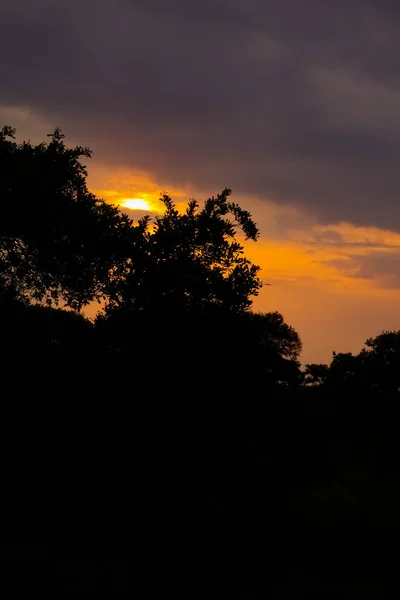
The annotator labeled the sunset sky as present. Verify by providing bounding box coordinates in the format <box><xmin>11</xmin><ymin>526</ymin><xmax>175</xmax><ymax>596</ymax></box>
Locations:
<box><xmin>2</xmin><ymin>0</ymin><xmax>400</xmax><ymax>364</ymax></box>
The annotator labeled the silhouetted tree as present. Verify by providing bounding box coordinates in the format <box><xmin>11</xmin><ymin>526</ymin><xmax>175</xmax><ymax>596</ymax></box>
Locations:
<box><xmin>0</xmin><ymin>126</ymin><xmax>133</xmax><ymax>309</ymax></box>
<box><xmin>309</xmin><ymin>351</ymin><xmax>365</xmax><ymax>394</ymax></box>
<box><xmin>103</xmin><ymin>189</ymin><xmax>261</xmax><ymax>317</ymax></box>
<box><xmin>240</xmin><ymin>311</ymin><xmax>303</xmax><ymax>386</ymax></box>
<box><xmin>306</xmin><ymin>331</ymin><xmax>400</xmax><ymax>397</ymax></box>
<box><xmin>248</xmin><ymin>311</ymin><xmax>302</xmax><ymax>360</ymax></box>
<box><xmin>304</xmin><ymin>363</ymin><xmax>329</xmax><ymax>386</ymax></box>
<box><xmin>360</xmin><ymin>330</ymin><xmax>400</xmax><ymax>394</ymax></box>
<box><xmin>96</xmin><ymin>189</ymin><xmax>267</xmax><ymax>385</ymax></box>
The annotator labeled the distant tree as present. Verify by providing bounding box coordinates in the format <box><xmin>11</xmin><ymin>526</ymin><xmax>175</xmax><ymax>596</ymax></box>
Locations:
<box><xmin>361</xmin><ymin>330</ymin><xmax>400</xmax><ymax>394</ymax></box>
<box><xmin>364</xmin><ymin>330</ymin><xmax>400</xmax><ymax>362</ymax></box>
<box><xmin>304</xmin><ymin>363</ymin><xmax>329</xmax><ymax>386</ymax></box>
<box><xmin>0</xmin><ymin>126</ymin><xmax>133</xmax><ymax>309</ymax></box>
<box><xmin>324</xmin><ymin>352</ymin><xmax>364</xmax><ymax>391</ymax></box>
<box><xmin>311</xmin><ymin>331</ymin><xmax>400</xmax><ymax>396</ymax></box>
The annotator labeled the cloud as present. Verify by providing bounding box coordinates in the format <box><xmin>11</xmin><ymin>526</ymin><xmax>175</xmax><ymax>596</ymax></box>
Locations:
<box><xmin>2</xmin><ymin>1</ymin><xmax>400</xmax><ymax>228</ymax></box>
<box><xmin>323</xmin><ymin>251</ymin><xmax>400</xmax><ymax>288</ymax></box>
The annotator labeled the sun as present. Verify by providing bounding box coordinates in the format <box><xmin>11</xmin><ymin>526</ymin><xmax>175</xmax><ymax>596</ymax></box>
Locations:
<box><xmin>120</xmin><ymin>198</ymin><xmax>151</xmax><ymax>211</ymax></box>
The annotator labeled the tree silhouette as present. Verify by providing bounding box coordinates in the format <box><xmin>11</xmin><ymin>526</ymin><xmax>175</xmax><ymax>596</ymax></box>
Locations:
<box><xmin>239</xmin><ymin>311</ymin><xmax>303</xmax><ymax>386</ymax></box>
<box><xmin>248</xmin><ymin>311</ymin><xmax>302</xmax><ymax>360</ymax></box>
<box><xmin>304</xmin><ymin>363</ymin><xmax>329</xmax><ymax>386</ymax></box>
<box><xmin>0</xmin><ymin>126</ymin><xmax>133</xmax><ymax>309</ymax></box>
<box><xmin>96</xmin><ymin>188</ymin><xmax>268</xmax><ymax>385</ymax></box>
<box><xmin>103</xmin><ymin>189</ymin><xmax>261</xmax><ymax>317</ymax></box>
<box><xmin>305</xmin><ymin>331</ymin><xmax>400</xmax><ymax>396</ymax></box>
<box><xmin>361</xmin><ymin>330</ymin><xmax>400</xmax><ymax>394</ymax></box>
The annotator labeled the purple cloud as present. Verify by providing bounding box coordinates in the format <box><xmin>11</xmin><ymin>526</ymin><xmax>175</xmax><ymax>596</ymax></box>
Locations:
<box><xmin>2</xmin><ymin>0</ymin><xmax>400</xmax><ymax>228</ymax></box>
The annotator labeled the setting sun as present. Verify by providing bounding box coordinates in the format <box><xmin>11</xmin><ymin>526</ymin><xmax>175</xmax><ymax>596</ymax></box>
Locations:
<box><xmin>120</xmin><ymin>198</ymin><xmax>151</xmax><ymax>211</ymax></box>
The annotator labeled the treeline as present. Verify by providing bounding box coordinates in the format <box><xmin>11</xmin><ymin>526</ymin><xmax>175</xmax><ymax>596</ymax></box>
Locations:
<box><xmin>1</xmin><ymin>127</ymin><xmax>399</xmax><ymax>598</ymax></box>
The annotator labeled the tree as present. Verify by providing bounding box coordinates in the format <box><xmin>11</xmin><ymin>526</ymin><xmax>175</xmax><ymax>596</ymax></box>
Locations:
<box><xmin>304</xmin><ymin>363</ymin><xmax>329</xmax><ymax>386</ymax></box>
<box><xmin>360</xmin><ymin>330</ymin><xmax>400</xmax><ymax>394</ymax></box>
<box><xmin>97</xmin><ymin>189</ymin><xmax>264</xmax><ymax>374</ymax></box>
<box><xmin>306</xmin><ymin>331</ymin><xmax>400</xmax><ymax>396</ymax></box>
<box><xmin>241</xmin><ymin>311</ymin><xmax>303</xmax><ymax>386</ymax></box>
<box><xmin>249</xmin><ymin>311</ymin><xmax>302</xmax><ymax>361</ymax></box>
<box><xmin>93</xmin><ymin>193</ymin><xmax>306</xmax><ymax>388</ymax></box>
<box><xmin>0</xmin><ymin>126</ymin><xmax>134</xmax><ymax>309</ymax></box>
<box><xmin>103</xmin><ymin>189</ymin><xmax>261</xmax><ymax>317</ymax></box>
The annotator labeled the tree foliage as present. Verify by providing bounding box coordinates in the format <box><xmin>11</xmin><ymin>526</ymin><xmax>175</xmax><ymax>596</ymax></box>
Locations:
<box><xmin>104</xmin><ymin>189</ymin><xmax>262</xmax><ymax>316</ymax></box>
<box><xmin>304</xmin><ymin>362</ymin><xmax>329</xmax><ymax>386</ymax></box>
<box><xmin>305</xmin><ymin>330</ymin><xmax>400</xmax><ymax>394</ymax></box>
<box><xmin>0</xmin><ymin>126</ymin><xmax>133</xmax><ymax>309</ymax></box>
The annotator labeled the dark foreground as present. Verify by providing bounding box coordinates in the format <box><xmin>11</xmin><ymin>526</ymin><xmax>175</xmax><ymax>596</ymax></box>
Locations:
<box><xmin>1</xmin><ymin>357</ymin><xmax>399</xmax><ymax>598</ymax></box>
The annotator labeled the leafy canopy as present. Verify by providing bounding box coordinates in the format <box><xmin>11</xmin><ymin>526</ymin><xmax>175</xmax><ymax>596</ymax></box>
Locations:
<box><xmin>105</xmin><ymin>188</ymin><xmax>262</xmax><ymax>316</ymax></box>
<box><xmin>0</xmin><ymin>126</ymin><xmax>133</xmax><ymax>309</ymax></box>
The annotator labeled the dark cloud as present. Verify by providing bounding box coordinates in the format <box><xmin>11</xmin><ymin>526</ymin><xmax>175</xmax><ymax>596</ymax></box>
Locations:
<box><xmin>2</xmin><ymin>0</ymin><xmax>400</xmax><ymax>228</ymax></box>
<box><xmin>324</xmin><ymin>251</ymin><xmax>400</xmax><ymax>288</ymax></box>
<box><xmin>314</xmin><ymin>230</ymin><xmax>345</xmax><ymax>245</ymax></box>
<box><xmin>311</xmin><ymin>230</ymin><xmax>400</xmax><ymax>249</ymax></box>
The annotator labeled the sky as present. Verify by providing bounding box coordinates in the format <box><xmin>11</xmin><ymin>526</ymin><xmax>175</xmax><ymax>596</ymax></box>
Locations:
<box><xmin>2</xmin><ymin>0</ymin><xmax>400</xmax><ymax>364</ymax></box>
